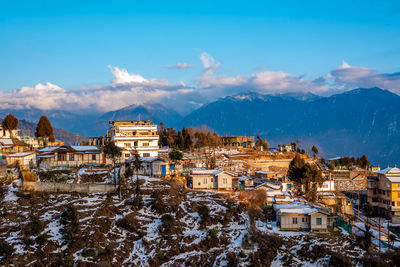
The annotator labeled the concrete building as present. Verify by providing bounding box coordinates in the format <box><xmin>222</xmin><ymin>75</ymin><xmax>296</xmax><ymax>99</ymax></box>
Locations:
<box><xmin>221</xmin><ymin>136</ymin><xmax>255</xmax><ymax>148</ymax></box>
<box><xmin>108</xmin><ymin>120</ymin><xmax>159</xmax><ymax>160</ymax></box>
<box><xmin>367</xmin><ymin>167</ymin><xmax>400</xmax><ymax>220</ymax></box>
<box><xmin>126</xmin><ymin>157</ymin><xmax>171</xmax><ymax>176</ymax></box>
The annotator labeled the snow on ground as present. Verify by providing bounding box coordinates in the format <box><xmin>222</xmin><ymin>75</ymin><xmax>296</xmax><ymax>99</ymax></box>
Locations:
<box><xmin>0</xmin><ymin>175</ymin><xmax>386</xmax><ymax>266</ymax></box>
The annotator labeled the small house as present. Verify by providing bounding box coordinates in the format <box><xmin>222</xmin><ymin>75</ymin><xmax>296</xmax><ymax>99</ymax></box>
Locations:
<box><xmin>126</xmin><ymin>157</ymin><xmax>170</xmax><ymax>176</ymax></box>
<box><xmin>275</xmin><ymin>203</ymin><xmax>334</xmax><ymax>232</ymax></box>
<box><xmin>6</xmin><ymin>152</ymin><xmax>36</xmax><ymax>170</ymax></box>
<box><xmin>37</xmin><ymin>145</ymin><xmax>107</xmax><ymax>167</ymax></box>
<box><xmin>190</xmin><ymin>169</ymin><xmax>234</xmax><ymax>190</ymax></box>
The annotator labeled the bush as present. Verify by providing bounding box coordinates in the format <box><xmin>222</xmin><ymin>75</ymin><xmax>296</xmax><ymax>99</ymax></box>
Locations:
<box><xmin>197</xmin><ymin>205</ymin><xmax>210</xmax><ymax>225</ymax></box>
<box><xmin>151</xmin><ymin>191</ymin><xmax>167</xmax><ymax>214</ymax></box>
<box><xmin>0</xmin><ymin>240</ymin><xmax>14</xmax><ymax>259</ymax></box>
<box><xmin>22</xmin><ymin>172</ymin><xmax>38</xmax><ymax>182</ymax></box>
<box><xmin>239</xmin><ymin>190</ymin><xmax>266</xmax><ymax>210</ymax></box>
<box><xmin>329</xmin><ymin>252</ymin><xmax>353</xmax><ymax>267</ymax></box>
<box><xmin>22</xmin><ymin>214</ymin><xmax>43</xmax><ymax>237</ymax></box>
<box><xmin>248</xmin><ymin>230</ymin><xmax>284</xmax><ymax>266</ymax></box>
<box><xmin>116</xmin><ymin>213</ymin><xmax>140</xmax><ymax>233</ymax></box>
<box><xmin>60</xmin><ymin>204</ymin><xmax>80</xmax><ymax>245</ymax></box>
<box><xmin>161</xmin><ymin>214</ymin><xmax>176</xmax><ymax>234</ymax></box>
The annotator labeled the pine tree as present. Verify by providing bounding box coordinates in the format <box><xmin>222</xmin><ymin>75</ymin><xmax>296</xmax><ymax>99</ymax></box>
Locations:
<box><xmin>169</xmin><ymin>147</ymin><xmax>183</xmax><ymax>176</ymax></box>
<box><xmin>311</xmin><ymin>145</ymin><xmax>319</xmax><ymax>159</ymax></box>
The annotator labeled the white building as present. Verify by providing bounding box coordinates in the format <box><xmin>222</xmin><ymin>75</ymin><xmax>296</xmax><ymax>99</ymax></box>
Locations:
<box><xmin>108</xmin><ymin>120</ymin><xmax>159</xmax><ymax>160</ymax></box>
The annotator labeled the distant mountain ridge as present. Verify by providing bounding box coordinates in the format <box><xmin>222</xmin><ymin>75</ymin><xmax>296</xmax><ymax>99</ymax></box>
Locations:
<box><xmin>1</xmin><ymin>87</ymin><xmax>399</xmax><ymax>165</ymax></box>
<box><xmin>181</xmin><ymin>87</ymin><xmax>400</xmax><ymax>166</ymax></box>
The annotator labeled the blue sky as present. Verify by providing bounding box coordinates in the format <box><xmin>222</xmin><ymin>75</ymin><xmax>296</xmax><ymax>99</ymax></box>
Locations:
<box><xmin>1</xmin><ymin>0</ymin><xmax>400</xmax><ymax>113</ymax></box>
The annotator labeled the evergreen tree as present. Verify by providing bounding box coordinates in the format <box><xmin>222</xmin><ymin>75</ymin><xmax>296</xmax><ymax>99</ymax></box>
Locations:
<box><xmin>1</xmin><ymin>114</ymin><xmax>19</xmax><ymax>137</ymax></box>
<box><xmin>158</xmin><ymin>122</ymin><xmax>168</xmax><ymax>147</ymax></box>
<box><xmin>311</xmin><ymin>145</ymin><xmax>319</xmax><ymax>159</ymax></box>
<box><xmin>359</xmin><ymin>154</ymin><xmax>370</xmax><ymax>169</ymax></box>
<box><xmin>256</xmin><ymin>136</ymin><xmax>269</xmax><ymax>150</ymax></box>
<box><xmin>132</xmin><ymin>150</ymin><xmax>143</xmax><ymax>207</ymax></box>
<box><xmin>167</xmin><ymin>128</ymin><xmax>177</xmax><ymax>147</ymax></box>
<box><xmin>35</xmin><ymin>116</ymin><xmax>55</xmax><ymax>146</ymax></box>
<box><xmin>169</xmin><ymin>147</ymin><xmax>183</xmax><ymax>176</ymax></box>
<box><xmin>103</xmin><ymin>141</ymin><xmax>122</xmax><ymax>184</ymax></box>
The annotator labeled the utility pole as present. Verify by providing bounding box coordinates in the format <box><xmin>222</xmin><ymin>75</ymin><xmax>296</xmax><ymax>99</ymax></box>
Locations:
<box><xmin>379</xmin><ymin>217</ymin><xmax>381</xmax><ymax>252</ymax></box>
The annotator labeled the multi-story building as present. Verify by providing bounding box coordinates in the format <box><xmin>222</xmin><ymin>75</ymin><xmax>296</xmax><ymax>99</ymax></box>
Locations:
<box><xmin>108</xmin><ymin>120</ymin><xmax>159</xmax><ymax>160</ymax></box>
<box><xmin>367</xmin><ymin>167</ymin><xmax>400</xmax><ymax>220</ymax></box>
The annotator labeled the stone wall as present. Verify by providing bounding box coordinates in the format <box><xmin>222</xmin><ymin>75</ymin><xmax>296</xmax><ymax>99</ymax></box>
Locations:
<box><xmin>23</xmin><ymin>181</ymin><xmax>118</xmax><ymax>193</ymax></box>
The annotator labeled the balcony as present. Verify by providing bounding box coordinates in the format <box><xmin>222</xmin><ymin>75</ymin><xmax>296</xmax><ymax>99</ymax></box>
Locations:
<box><xmin>114</xmin><ymin>135</ymin><xmax>159</xmax><ymax>140</ymax></box>
<box><xmin>117</xmin><ymin>125</ymin><xmax>157</xmax><ymax>131</ymax></box>
<box><xmin>120</xmin><ymin>146</ymin><xmax>159</xmax><ymax>151</ymax></box>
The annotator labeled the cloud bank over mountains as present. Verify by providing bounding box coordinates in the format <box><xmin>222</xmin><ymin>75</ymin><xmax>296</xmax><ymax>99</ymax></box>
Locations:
<box><xmin>1</xmin><ymin>53</ymin><xmax>399</xmax><ymax>114</ymax></box>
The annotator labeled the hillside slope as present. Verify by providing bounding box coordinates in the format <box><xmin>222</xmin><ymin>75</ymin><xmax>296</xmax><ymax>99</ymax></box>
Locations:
<box><xmin>0</xmin><ymin>176</ymin><xmax>373</xmax><ymax>266</ymax></box>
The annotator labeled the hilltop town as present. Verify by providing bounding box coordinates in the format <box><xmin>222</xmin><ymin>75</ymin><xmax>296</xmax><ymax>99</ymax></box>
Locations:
<box><xmin>1</xmin><ymin>115</ymin><xmax>400</xmax><ymax>266</ymax></box>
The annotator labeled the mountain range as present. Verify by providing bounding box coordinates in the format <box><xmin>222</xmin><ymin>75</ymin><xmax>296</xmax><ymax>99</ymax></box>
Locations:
<box><xmin>1</xmin><ymin>87</ymin><xmax>399</xmax><ymax>165</ymax></box>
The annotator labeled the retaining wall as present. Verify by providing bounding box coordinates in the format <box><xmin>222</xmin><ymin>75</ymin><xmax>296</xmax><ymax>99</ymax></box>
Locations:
<box><xmin>23</xmin><ymin>181</ymin><xmax>118</xmax><ymax>193</ymax></box>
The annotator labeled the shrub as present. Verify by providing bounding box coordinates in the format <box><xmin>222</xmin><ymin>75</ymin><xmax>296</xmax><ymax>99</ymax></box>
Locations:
<box><xmin>226</xmin><ymin>252</ymin><xmax>239</xmax><ymax>267</ymax></box>
<box><xmin>22</xmin><ymin>214</ymin><xmax>43</xmax><ymax>237</ymax></box>
<box><xmin>329</xmin><ymin>252</ymin><xmax>353</xmax><ymax>267</ymax></box>
<box><xmin>197</xmin><ymin>205</ymin><xmax>210</xmax><ymax>225</ymax></box>
<box><xmin>0</xmin><ymin>240</ymin><xmax>14</xmax><ymax>259</ymax></box>
<box><xmin>116</xmin><ymin>213</ymin><xmax>140</xmax><ymax>233</ymax></box>
<box><xmin>22</xmin><ymin>172</ymin><xmax>38</xmax><ymax>182</ymax></box>
<box><xmin>239</xmin><ymin>190</ymin><xmax>266</xmax><ymax>210</ymax></box>
<box><xmin>151</xmin><ymin>191</ymin><xmax>167</xmax><ymax>214</ymax></box>
<box><xmin>60</xmin><ymin>204</ymin><xmax>80</xmax><ymax>245</ymax></box>
<box><xmin>248</xmin><ymin>230</ymin><xmax>284</xmax><ymax>266</ymax></box>
<box><xmin>161</xmin><ymin>214</ymin><xmax>176</xmax><ymax>234</ymax></box>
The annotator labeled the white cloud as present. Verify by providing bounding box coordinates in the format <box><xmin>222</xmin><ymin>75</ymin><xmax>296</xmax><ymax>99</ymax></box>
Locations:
<box><xmin>328</xmin><ymin>61</ymin><xmax>400</xmax><ymax>93</ymax></box>
<box><xmin>165</xmin><ymin>63</ymin><xmax>196</xmax><ymax>69</ymax></box>
<box><xmin>109</xmin><ymin>66</ymin><xmax>148</xmax><ymax>85</ymax></box>
<box><xmin>200</xmin><ymin>52</ymin><xmax>220</xmax><ymax>74</ymax></box>
<box><xmin>2</xmin><ymin>56</ymin><xmax>400</xmax><ymax>115</ymax></box>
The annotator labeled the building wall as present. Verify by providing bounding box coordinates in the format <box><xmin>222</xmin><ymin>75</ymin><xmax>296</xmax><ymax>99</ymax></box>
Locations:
<box><xmin>310</xmin><ymin>213</ymin><xmax>328</xmax><ymax>231</ymax></box>
<box><xmin>215</xmin><ymin>172</ymin><xmax>233</xmax><ymax>190</ymax></box>
<box><xmin>39</xmin><ymin>152</ymin><xmax>106</xmax><ymax>167</ymax></box>
<box><xmin>7</xmin><ymin>154</ymin><xmax>36</xmax><ymax>170</ymax></box>
<box><xmin>280</xmin><ymin>214</ymin><xmax>310</xmax><ymax>231</ymax></box>
<box><xmin>192</xmin><ymin>174</ymin><xmax>214</xmax><ymax>189</ymax></box>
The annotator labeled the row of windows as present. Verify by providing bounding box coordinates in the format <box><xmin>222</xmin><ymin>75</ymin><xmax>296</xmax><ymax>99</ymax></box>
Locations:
<box><xmin>124</xmin><ymin>142</ymin><xmax>151</xmax><ymax>147</ymax></box>
<box><xmin>292</xmin><ymin>217</ymin><xmax>321</xmax><ymax>225</ymax></box>
<box><xmin>57</xmin><ymin>154</ymin><xmax>97</xmax><ymax>161</ymax></box>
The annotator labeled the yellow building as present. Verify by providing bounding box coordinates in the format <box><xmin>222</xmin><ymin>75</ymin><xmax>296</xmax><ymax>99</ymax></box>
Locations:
<box><xmin>367</xmin><ymin>167</ymin><xmax>400</xmax><ymax>220</ymax></box>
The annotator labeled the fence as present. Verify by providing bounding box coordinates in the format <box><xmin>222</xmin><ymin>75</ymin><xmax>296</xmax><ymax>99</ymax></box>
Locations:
<box><xmin>335</xmin><ymin>215</ymin><xmax>352</xmax><ymax>234</ymax></box>
<box><xmin>23</xmin><ymin>181</ymin><xmax>118</xmax><ymax>193</ymax></box>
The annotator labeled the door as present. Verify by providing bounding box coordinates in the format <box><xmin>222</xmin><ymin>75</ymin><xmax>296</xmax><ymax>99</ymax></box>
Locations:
<box><xmin>161</xmin><ymin>165</ymin><xmax>166</xmax><ymax>175</ymax></box>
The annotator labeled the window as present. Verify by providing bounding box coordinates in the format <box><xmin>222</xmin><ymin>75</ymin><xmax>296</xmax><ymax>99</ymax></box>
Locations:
<box><xmin>211</xmin><ymin>178</ymin><xmax>214</xmax><ymax>182</ymax></box>
<box><xmin>292</xmin><ymin>218</ymin><xmax>298</xmax><ymax>224</ymax></box>
<box><xmin>124</xmin><ymin>143</ymin><xmax>131</xmax><ymax>147</ymax></box>
<box><xmin>92</xmin><ymin>154</ymin><xmax>96</xmax><ymax>161</ymax></box>
<box><xmin>392</xmin><ymin>202</ymin><xmax>396</xmax><ymax>206</ymax></box>
<box><xmin>204</xmin><ymin>178</ymin><xmax>207</xmax><ymax>184</ymax></box>
<box><xmin>223</xmin><ymin>178</ymin><xmax>227</xmax><ymax>184</ymax></box>
<box><xmin>143</xmin><ymin>153</ymin><xmax>150</xmax><ymax>157</ymax></box>
<box><xmin>69</xmin><ymin>154</ymin><xmax>74</xmax><ymax>161</ymax></box>
<box><xmin>57</xmin><ymin>153</ymin><xmax>66</xmax><ymax>161</ymax></box>
<box><xmin>302</xmin><ymin>217</ymin><xmax>307</xmax><ymax>223</ymax></box>
<box><xmin>143</xmin><ymin>143</ymin><xmax>149</xmax><ymax>147</ymax></box>
<box><xmin>125</xmin><ymin>153</ymin><xmax>130</xmax><ymax>158</ymax></box>
<box><xmin>316</xmin><ymin>218</ymin><xmax>322</xmax><ymax>225</ymax></box>
<box><xmin>134</xmin><ymin>141</ymin><xmax>138</xmax><ymax>147</ymax></box>
<box><xmin>302</xmin><ymin>217</ymin><xmax>305</xmax><ymax>222</ymax></box>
